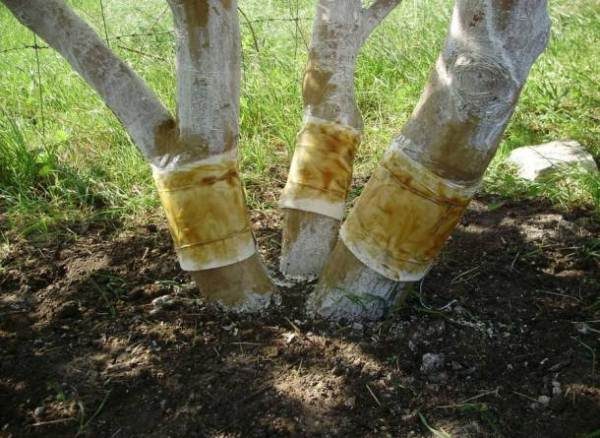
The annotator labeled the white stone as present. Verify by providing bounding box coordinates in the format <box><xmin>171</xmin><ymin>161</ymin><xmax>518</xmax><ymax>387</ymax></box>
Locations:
<box><xmin>506</xmin><ymin>140</ymin><xmax>598</xmax><ymax>181</ymax></box>
<box><xmin>420</xmin><ymin>353</ymin><xmax>445</xmax><ymax>375</ymax></box>
<box><xmin>537</xmin><ymin>395</ymin><xmax>551</xmax><ymax>406</ymax></box>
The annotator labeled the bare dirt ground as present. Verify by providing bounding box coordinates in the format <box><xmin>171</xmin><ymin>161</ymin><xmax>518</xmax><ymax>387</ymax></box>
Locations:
<box><xmin>1</xmin><ymin>196</ymin><xmax>599</xmax><ymax>437</ymax></box>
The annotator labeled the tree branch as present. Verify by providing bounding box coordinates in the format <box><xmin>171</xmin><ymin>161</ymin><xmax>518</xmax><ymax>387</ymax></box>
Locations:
<box><xmin>361</xmin><ymin>0</ymin><xmax>402</xmax><ymax>40</ymax></box>
<box><xmin>1</xmin><ymin>0</ymin><xmax>174</xmax><ymax>162</ymax></box>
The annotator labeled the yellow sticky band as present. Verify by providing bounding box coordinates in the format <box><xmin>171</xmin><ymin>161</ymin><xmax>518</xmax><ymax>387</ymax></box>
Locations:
<box><xmin>340</xmin><ymin>147</ymin><xmax>478</xmax><ymax>282</ymax></box>
<box><xmin>280</xmin><ymin>119</ymin><xmax>361</xmax><ymax>220</ymax></box>
<box><xmin>153</xmin><ymin>158</ymin><xmax>256</xmax><ymax>271</ymax></box>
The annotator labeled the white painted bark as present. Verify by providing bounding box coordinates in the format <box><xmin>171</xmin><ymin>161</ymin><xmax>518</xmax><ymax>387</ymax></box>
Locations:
<box><xmin>306</xmin><ymin>238</ymin><xmax>403</xmax><ymax>321</ymax></box>
<box><xmin>166</xmin><ymin>0</ymin><xmax>241</xmax><ymax>169</ymax></box>
<box><xmin>304</xmin><ymin>0</ymin><xmax>366</xmax><ymax>129</ymax></box>
<box><xmin>280</xmin><ymin>0</ymin><xmax>402</xmax><ymax>281</ymax></box>
<box><xmin>310</xmin><ymin>0</ymin><xmax>551</xmax><ymax>320</ymax></box>
<box><xmin>1</xmin><ymin>0</ymin><xmax>173</xmax><ymax>166</ymax></box>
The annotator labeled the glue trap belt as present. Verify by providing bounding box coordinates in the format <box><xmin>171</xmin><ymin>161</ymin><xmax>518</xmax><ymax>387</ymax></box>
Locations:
<box><xmin>153</xmin><ymin>157</ymin><xmax>256</xmax><ymax>271</ymax></box>
<box><xmin>340</xmin><ymin>146</ymin><xmax>479</xmax><ymax>282</ymax></box>
<box><xmin>280</xmin><ymin>119</ymin><xmax>361</xmax><ymax>220</ymax></box>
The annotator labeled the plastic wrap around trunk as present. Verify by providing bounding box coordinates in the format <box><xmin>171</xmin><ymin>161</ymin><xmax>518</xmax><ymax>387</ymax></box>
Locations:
<box><xmin>340</xmin><ymin>143</ymin><xmax>478</xmax><ymax>282</ymax></box>
<box><xmin>280</xmin><ymin>118</ymin><xmax>361</xmax><ymax>220</ymax></box>
<box><xmin>153</xmin><ymin>152</ymin><xmax>256</xmax><ymax>271</ymax></box>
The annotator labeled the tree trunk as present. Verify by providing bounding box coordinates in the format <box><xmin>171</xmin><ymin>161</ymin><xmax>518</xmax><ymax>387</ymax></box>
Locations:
<box><xmin>279</xmin><ymin>0</ymin><xmax>401</xmax><ymax>281</ymax></box>
<box><xmin>156</xmin><ymin>0</ymin><xmax>276</xmax><ymax>310</ymax></box>
<box><xmin>309</xmin><ymin>0</ymin><xmax>551</xmax><ymax>320</ymax></box>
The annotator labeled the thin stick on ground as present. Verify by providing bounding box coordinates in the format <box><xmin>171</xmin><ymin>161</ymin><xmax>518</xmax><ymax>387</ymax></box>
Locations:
<box><xmin>436</xmin><ymin>387</ymin><xmax>501</xmax><ymax>409</ymax></box>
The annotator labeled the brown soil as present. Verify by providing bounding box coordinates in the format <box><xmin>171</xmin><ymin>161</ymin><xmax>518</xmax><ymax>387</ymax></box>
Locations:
<box><xmin>1</xmin><ymin>197</ymin><xmax>599</xmax><ymax>437</ymax></box>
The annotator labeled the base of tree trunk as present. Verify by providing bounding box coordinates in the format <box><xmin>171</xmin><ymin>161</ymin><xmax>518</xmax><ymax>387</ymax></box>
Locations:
<box><xmin>307</xmin><ymin>240</ymin><xmax>407</xmax><ymax>321</ymax></box>
<box><xmin>279</xmin><ymin>209</ymin><xmax>340</xmax><ymax>281</ymax></box>
<box><xmin>191</xmin><ymin>254</ymin><xmax>276</xmax><ymax>311</ymax></box>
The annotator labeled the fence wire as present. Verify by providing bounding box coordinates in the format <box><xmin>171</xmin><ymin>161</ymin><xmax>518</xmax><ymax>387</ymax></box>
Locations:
<box><xmin>0</xmin><ymin>0</ymin><xmax>313</xmax><ymax>141</ymax></box>
<box><xmin>0</xmin><ymin>16</ymin><xmax>311</xmax><ymax>55</ymax></box>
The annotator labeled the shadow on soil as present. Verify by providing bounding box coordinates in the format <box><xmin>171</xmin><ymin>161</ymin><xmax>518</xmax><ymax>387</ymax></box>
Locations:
<box><xmin>1</xmin><ymin>197</ymin><xmax>599</xmax><ymax>437</ymax></box>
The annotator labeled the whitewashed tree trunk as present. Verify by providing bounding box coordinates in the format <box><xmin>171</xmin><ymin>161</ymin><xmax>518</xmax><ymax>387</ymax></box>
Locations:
<box><xmin>3</xmin><ymin>0</ymin><xmax>275</xmax><ymax>311</ymax></box>
<box><xmin>309</xmin><ymin>0</ymin><xmax>551</xmax><ymax>320</ymax></box>
<box><xmin>279</xmin><ymin>0</ymin><xmax>401</xmax><ymax>281</ymax></box>
<box><xmin>165</xmin><ymin>0</ymin><xmax>275</xmax><ymax>310</ymax></box>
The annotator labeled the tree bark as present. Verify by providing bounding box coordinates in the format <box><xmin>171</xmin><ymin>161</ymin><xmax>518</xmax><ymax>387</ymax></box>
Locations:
<box><xmin>279</xmin><ymin>0</ymin><xmax>401</xmax><ymax>281</ymax></box>
<box><xmin>309</xmin><ymin>0</ymin><xmax>551</xmax><ymax>320</ymax></box>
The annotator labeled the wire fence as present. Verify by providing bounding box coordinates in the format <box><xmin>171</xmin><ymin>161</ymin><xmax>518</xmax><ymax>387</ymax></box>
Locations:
<box><xmin>0</xmin><ymin>16</ymin><xmax>312</xmax><ymax>55</ymax></box>
<box><xmin>0</xmin><ymin>0</ymin><xmax>314</xmax><ymax>142</ymax></box>
<box><xmin>1</xmin><ymin>0</ymin><xmax>454</xmax><ymax>160</ymax></box>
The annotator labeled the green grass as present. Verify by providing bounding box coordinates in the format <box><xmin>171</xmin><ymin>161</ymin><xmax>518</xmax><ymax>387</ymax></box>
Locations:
<box><xmin>0</xmin><ymin>0</ymin><xmax>598</xmax><ymax>237</ymax></box>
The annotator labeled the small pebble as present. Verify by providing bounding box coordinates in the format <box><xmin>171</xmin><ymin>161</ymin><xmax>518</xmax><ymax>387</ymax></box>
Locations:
<box><xmin>451</xmin><ymin>361</ymin><xmax>463</xmax><ymax>371</ymax></box>
<box><xmin>428</xmin><ymin>371</ymin><xmax>448</xmax><ymax>383</ymax></box>
<box><xmin>537</xmin><ymin>395</ymin><xmax>551</xmax><ymax>406</ymax></box>
<box><xmin>421</xmin><ymin>353</ymin><xmax>445</xmax><ymax>375</ymax></box>
<box><xmin>552</xmin><ymin>381</ymin><xmax>562</xmax><ymax>396</ymax></box>
<box><xmin>351</xmin><ymin>322</ymin><xmax>364</xmax><ymax>332</ymax></box>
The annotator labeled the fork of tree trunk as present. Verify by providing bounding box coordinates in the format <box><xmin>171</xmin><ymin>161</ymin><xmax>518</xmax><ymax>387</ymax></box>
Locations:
<box><xmin>3</xmin><ymin>0</ymin><xmax>550</xmax><ymax>320</ymax></box>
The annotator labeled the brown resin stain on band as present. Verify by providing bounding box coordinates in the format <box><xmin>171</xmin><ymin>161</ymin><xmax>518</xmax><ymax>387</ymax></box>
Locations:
<box><xmin>280</xmin><ymin>120</ymin><xmax>361</xmax><ymax>211</ymax></box>
<box><xmin>153</xmin><ymin>159</ymin><xmax>255</xmax><ymax>271</ymax></box>
<box><xmin>341</xmin><ymin>148</ymin><xmax>475</xmax><ymax>282</ymax></box>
